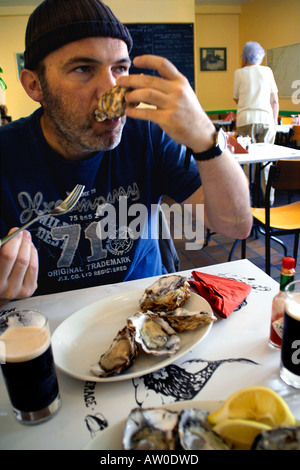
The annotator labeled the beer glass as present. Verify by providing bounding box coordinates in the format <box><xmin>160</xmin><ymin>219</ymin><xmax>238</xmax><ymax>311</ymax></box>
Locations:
<box><xmin>280</xmin><ymin>280</ymin><xmax>300</xmax><ymax>389</ymax></box>
<box><xmin>0</xmin><ymin>309</ymin><xmax>61</xmax><ymax>424</ymax></box>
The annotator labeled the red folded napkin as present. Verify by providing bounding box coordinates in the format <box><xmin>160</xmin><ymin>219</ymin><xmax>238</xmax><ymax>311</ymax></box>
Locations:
<box><xmin>227</xmin><ymin>134</ymin><xmax>248</xmax><ymax>154</ymax></box>
<box><xmin>223</xmin><ymin>111</ymin><xmax>236</xmax><ymax>122</ymax></box>
<box><xmin>189</xmin><ymin>271</ymin><xmax>252</xmax><ymax>318</ymax></box>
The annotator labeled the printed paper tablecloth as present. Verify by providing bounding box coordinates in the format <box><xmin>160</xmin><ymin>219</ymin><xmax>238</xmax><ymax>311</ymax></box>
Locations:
<box><xmin>1</xmin><ymin>259</ymin><xmax>298</xmax><ymax>450</ymax></box>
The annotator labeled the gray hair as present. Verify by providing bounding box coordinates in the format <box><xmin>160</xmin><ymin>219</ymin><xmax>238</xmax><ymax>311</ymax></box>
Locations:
<box><xmin>242</xmin><ymin>41</ymin><xmax>265</xmax><ymax>64</ymax></box>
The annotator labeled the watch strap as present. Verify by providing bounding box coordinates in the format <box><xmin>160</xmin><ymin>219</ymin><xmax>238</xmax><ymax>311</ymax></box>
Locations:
<box><xmin>184</xmin><ymin>144</ymin><xmax>222</xmax><ymax>169</ymax></box>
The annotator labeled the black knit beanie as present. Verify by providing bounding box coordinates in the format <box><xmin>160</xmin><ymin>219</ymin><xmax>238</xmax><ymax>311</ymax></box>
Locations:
<box><xmin>24</xmin><ymin>0</ymin><xmax>133</xmax><ymax>70</ymax></box>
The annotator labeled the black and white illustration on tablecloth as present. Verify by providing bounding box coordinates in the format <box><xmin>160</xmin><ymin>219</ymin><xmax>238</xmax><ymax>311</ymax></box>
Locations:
<box><xmin>82</xmin><ymin>357</ymin><xmax>258</xmax><ymax>438</ymax></box>
<box><xmin>188</xmin><ymin>271</ymin><xmax>271</xmax><ymax>313</ymax></box>
<box><xmin>133</xmin><ymin>357</ymin><xmax>258</xmax><ymax>407</ymax></box>
<box><xmin>216</xmin><ymin>272</ymin><xmax>272</xmax><ymax>293</ymax></box>
<box><xmin>85</xmin><ymin>412</ymin><xmax>108</xmax><ymax>438</ymax></box>
<box><xmin>216</xmin><ymin>272</ymin><xmax>271</xmax><ymax>312</ymax></box>
<box><xmin>83</xmin><ymin>381</ymin><xmax>109</xmax><ymax>438</ymax></box>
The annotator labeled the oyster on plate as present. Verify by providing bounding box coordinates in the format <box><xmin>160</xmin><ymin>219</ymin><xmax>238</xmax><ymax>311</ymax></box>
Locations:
<box><xmin>178</xmin><ymin>408</ymin><xmax>230</xmax><ymax>450</ymax></box>
<box><xmin>127</xmin><ymin>311</ymin><xmax>180</xmax><ymax>356</ymax></box>
<box><xmin>90</xmin><ymin>325</ymin><xmax>138</xmax><ymax>377</ymax></box>
<box><xmin>139</xmin><ymin>275</ymin><xmax>191</xmax><ymax>313</ymax></box>
<box><xmin>95</xmin><ymin>85</ymin><xmax>136</xmax><ymax>122</ymax></box>
<box><xmin>252</xmin><ymin>426</ymin><xmax>300</xmax><ymax>450</ymax></box>
<box><xmin>152</xmin><ymin>308</ymin><xmax>217</xmax><ymax>333</ymax></box>
<box><xmin>123</xmin><ymin>407</ymin><xmax>178</xmax><ymax>450</ymax></box>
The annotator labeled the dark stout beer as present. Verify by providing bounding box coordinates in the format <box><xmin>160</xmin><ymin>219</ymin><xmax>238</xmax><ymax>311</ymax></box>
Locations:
<box><xmin>280</xmin><ymin>291</ymin><xmax>300</xmax><ymax>389</ymax></box>
<box><xmin>0</xmin><ymin>311</ymin><xmax>60</xmax><ymax>423</ymax></box>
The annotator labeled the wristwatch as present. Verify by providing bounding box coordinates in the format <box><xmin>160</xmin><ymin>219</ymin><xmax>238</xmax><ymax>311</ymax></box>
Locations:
<box><xmin>184</xmin><ymin>128</ymin><xmax>227</xmax><ymax>169</ymax></box>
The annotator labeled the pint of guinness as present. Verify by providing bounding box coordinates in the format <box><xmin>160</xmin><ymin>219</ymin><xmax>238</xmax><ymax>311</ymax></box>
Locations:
<box><xmin>280</xmin><ymin>281</ymin><xmax>300</xmax><ymax>389</ymax></box>
<box><xmin>0</xmin><ymin>310</ymin><xmax>61</xmax><ymax>424</ymax></box>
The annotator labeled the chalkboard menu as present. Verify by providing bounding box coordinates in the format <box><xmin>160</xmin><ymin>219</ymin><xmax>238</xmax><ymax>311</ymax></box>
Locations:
<box><xmin>267</xmin><ymin>43</ymin><xmax>300</xmax><ymax>98</ymax></box>
<box><xmin>125</xmin><ymin>24</ymin><xmax>195</xmax><ymax>89</ymax></box>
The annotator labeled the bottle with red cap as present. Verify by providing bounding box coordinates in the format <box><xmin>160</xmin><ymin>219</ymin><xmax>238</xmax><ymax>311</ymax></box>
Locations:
<box><xmin>269</xmin><ymin>256</ymin><xmax>295</xmax><ymax>348</ymax></box>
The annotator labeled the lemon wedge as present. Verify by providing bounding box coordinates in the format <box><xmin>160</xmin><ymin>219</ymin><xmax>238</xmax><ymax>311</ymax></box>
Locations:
<box><xmin>213</xmin><ymin>418</ymin><xmax>272</xmax><ymax>450</ymax></box>
<box><xmin>207</xmin><ymin>386</ymin><xmax>296</xmax><ymax>427</ymax></box>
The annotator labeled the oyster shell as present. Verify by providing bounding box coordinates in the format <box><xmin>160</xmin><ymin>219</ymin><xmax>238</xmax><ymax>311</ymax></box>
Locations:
<box><xmin>152</xmin><ymin>308</ymin><xmax>217</xmax><ymax>332</ymax></box>
<box><xmin>91</xmin><ymin>325</ymin><xmax>138</xmax><ymax>377</ymax></box>
<box><xmin>139</xmin><ymin>275</ymin><xmax>191</xmax><ymax>313</ymax></box>
<box><xmin>178</xmin><ymin>408</ymin><xmax>230</xmax><ymax>450</ymax></box>
<box><xmin>127</xmin><ymin>311</ymin><xmax>180</xmax><ymax>356</ymax></box>
<box><xmin>123</xmin><ymin>407</ymin><xmax>178</xmax><ymax>450</ymax></box>
<box><xmin>252</xmin><ymin>426</ymin><xmax>300</xmax><ymax>450</ymax></box>
<box><xmin>95</xmin><ymin>85</ymin><xmax>136</xmax><ymax>122</ymax></box>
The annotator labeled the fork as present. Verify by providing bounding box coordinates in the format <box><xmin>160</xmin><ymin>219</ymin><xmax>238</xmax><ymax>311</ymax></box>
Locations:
<box><xmin>0</xmin><ymin>184</ymin><xmax>85</xmax><ymax>247</ymax></box>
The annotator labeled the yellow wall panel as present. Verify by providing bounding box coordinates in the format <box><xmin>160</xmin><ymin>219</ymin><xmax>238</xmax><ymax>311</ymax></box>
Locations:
<box><xmin>239</xmin><ymin>0</ymin><xmax>300</xmax><ymax>113</ymax></box>
<box><xmin>195</xmin><ymin>13</ymin><xmax>239</xmax><ymax>111</ymax></box>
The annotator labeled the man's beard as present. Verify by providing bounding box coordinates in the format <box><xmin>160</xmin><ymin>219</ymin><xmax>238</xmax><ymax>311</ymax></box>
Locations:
<box><xmin>40</xmin><ymin>82</ymin><xmax>126</xmax><ymax>157</ymax></box>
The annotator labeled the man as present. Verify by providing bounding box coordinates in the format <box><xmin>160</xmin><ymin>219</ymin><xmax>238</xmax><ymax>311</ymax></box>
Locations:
<box><xmin>0</xmin><ymin>0</ymin><xmax>252</xmax><ymax>304</ymax></box>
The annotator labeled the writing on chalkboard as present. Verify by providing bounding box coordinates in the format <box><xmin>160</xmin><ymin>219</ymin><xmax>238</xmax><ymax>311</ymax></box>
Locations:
<box><xmin>125</xmin><ymin>24</ymin><xmax>195</xmax><ymax>89</ymax></box>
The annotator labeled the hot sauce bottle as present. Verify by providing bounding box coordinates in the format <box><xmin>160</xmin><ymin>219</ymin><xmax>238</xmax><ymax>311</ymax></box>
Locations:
<box><xmin>269</xmin><ymin>256</ymin><xmax>295</xmax><ymax>348</ymax></box>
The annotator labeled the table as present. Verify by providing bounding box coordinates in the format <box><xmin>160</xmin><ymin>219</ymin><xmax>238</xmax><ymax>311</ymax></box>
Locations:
<box><xmin>212</xmin><ymin>119</ymin><xmax>234</xmax><ymax>131</ymax></box>
<box><xmin>0</xmin><ymin>259</ymin><xmax>299</xmax><ymax>451</ymax></box>
<box><xmin>276</xmin><ymin>124</ymin><xmax>293</xmax><ymax>134</ymax></box>
<box><xmin>234</xmin><ymin>143</ymin><xmax>300</xmax><ymax>207</ymax></box>
<box><xmin>234</xmin><ymin>142</ymin><xmax>300</xmax><ymax>166</ymax></box>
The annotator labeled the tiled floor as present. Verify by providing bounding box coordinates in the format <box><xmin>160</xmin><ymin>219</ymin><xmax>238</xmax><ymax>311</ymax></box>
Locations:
<box><xmin>162</xmin><ymin>189</ymin><xmax>300</xmax><ymax>284</ymax></box>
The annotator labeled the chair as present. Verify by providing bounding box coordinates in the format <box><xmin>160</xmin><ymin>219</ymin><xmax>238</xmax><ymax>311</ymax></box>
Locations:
<box><xmin>290</xmin><ymin>125</ymin><xmax>300</xmax><ymax>147</ymax></box>
<box><xmin>158</xmin><ymin>206</ymin><xmax>180</xmax><ymax>273</ymax></box>
<box><xmin>208</xmin><ymin>113</ymin><xmax>220</xmax><ymax>121</ymax></box>
<box><xmin>241</xmin><ymin>159</ymin><xmax>300</xmax><ymax>275</ymax></box>
<box><xmin>280</xmin><ymin>116</ymin><xmax>294</xmax><ymax>125</ymax></box>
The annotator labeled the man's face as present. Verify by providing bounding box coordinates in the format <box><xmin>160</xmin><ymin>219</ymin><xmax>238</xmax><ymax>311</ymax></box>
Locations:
<box><xmin>39</xmin><ymin>37</ymin><xmax>131</xmax><ymax>160</ymax></box>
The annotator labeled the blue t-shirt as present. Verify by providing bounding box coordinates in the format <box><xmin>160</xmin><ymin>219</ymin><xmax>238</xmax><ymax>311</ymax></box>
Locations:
<box><xmin>0</xmin><ymin>109</ymin><xmax>201</xmax><ymax>295</ymax></box>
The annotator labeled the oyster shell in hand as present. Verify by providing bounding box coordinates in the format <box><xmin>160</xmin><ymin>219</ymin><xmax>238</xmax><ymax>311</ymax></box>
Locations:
<box><xmin>127</xmin><ymin>311</ymin><xmax>180</xmax><ymax>356</ymax></box>
<box><xmin>123</xmin><ymin>407</ymin><xmax>178</xmax><ymax>450</ymax></box>
<box><xmin>155</xmin><ymin>308</ymin><xmax>217</xmax><ymax>332</ymax></box>
<box><xmin>178</xmin><ymin>408</ymin><xmax>230</xmax><ymax>450</ymax></box>
<box><xmin>90</xmin><ymin>325</ymin><xmax>138</xmax><ymax>377</ymax></box>
<box><xmin>139</xmin><ymin>275</ymin><xmax>191</xmax><ymax>313</ymax></box>
<box><xmin>95</xmin><ymin>85</ymin><xmax>136</xmax><ymax>122</ymax></box>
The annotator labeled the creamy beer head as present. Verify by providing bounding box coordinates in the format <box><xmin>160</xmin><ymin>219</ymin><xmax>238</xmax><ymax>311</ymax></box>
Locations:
<box><xmin>0</xmin><ymin>310</ymin><xmax>50</xmax><ymax>363</ymax></box>
<box><xmin>0</xmin><ymin>326</ymin><xmax>50</xmax><ymax>363</ymax></box>
<box><xmin>285</xmin><ymin>292</ymin><xmax>300</xmax><ymax>321</ymax></box>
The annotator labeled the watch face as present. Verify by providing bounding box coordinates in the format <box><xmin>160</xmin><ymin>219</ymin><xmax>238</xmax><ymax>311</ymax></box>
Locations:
<box><xmin>217</xmin><ymin>129</ymin><xmax>227</xmax><ymax>151</ymax></box>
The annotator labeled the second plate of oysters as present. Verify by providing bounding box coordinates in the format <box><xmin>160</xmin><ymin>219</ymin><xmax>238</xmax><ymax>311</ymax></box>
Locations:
<box><xmin>52</xmin><ymin>275</ymin><xmax>217</xmax><ymax>382</ymax></box>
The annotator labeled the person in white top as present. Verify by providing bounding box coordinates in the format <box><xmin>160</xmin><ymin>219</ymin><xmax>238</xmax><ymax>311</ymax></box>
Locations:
<box><xmin>233</xmin><ymin>41</ymin><xmax>279</xmax><ymax>143</ymax></box>
<box><xmin>233</xmin><ymin>41</ymin><xmax>279</xmax><ymax>204</ymax></box>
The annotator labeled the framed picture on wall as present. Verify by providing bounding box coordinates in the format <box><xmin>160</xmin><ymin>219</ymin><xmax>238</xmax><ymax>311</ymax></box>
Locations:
<box><xmin>15</xmin><ymin>53</ymin><xmax>25</xmax><ymax>80</ymax></box>
<box><xmin>200</xmin><ymin>47</ymin><xmax>227</xmax><ymax>71</ymax></box>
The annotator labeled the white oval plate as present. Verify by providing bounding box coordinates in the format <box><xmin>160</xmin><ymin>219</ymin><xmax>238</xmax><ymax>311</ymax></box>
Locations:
<box><xmin>84</xmin><ymin>399</ymin><xmax>222</xmax><ymax>450</ymax></box>
<box><xmin>52</xmin><ymin>290</ymin><xmax>213</xmax><ymax>383</ymax></box>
